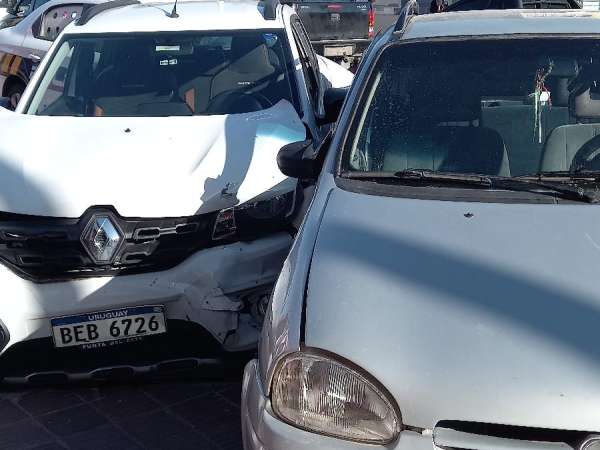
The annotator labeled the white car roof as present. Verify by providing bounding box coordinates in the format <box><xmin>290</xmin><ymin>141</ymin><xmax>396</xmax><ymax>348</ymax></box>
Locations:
<box><xmin>69</xmin><ymin>0</ymin><xmax>286</xmax><ymax>35</ymax></box>
<box><xmin>402</xmin><ymin>9</ymin><xmax>600</xmax><ymax>39</ymax></box>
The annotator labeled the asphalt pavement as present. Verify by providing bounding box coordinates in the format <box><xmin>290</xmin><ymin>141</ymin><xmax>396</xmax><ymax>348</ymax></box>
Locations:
<box><xmin>0</xmin><ymin>378</ymin><xmax>243</xmax><ymax>450</ymax></box>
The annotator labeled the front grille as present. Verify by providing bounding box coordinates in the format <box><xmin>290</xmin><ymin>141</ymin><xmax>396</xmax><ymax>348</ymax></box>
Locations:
<box><xmin>0</xmin><ymin>207</ymin><xmax>220</xmax><ymax>282</ymax></box>
<box><xmin>434</xmin><ymin>421</ymin><xmax>594</xmax><ymax>450</ymax></box>
<box><xmin>0</xmin><ymin>319</ymin><xmax>250</xmax><ymax>382</ymax></box>
<box><xmin>0</xmin><ymin>198</ymin><xmax>296</xmax><ymax>282</ymax></box>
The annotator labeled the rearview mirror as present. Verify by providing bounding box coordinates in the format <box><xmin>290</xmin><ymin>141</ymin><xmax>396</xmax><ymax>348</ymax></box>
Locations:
<box><xmin>277</xmin><ymin>132</ymin><xmax>332</xmax><ymax>180</ymax></box>
<box><xmin>318</xmin><ymin>87</ymin><xmax>348</xmax><ymax>126</ymax></box>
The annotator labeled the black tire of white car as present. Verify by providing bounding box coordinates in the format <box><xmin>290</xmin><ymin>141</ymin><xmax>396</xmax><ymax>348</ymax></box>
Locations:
<box><xmin>6</xmin><ymin>82</ymin><xmax>25</xmax><ymax>110</ymax></box>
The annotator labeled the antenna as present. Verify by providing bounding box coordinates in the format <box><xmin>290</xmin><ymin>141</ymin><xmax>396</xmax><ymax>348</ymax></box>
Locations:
<box><xmin>167</xmin><ymin>0</ymin><xmax>179</xmax><ymax>18</ymax></box>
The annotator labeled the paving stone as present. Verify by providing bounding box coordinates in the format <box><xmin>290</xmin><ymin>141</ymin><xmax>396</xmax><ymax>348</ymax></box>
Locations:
<box><xmin>92</xmin><ymin>387</ymin><xmax>160</xmax><ymax>420</ymax></box>
<box><xmin>29</xmin><ymin>443</ymin><xmax>67</xmax><ymax>450</ymax></box>
<box><xmin>0</xmin><ymin>380</ymin><xmax>244</xmax><ymax>450</ymax></box>
<box><xmin>64</xmin><ymin>424</ymin><xmax>143</xmax><ymax>450</ymax></box>
<box><xmin>171</xmin><ymin>391</ymin><xmax>239</xmax><ymax>432</ymax></box>
<box><xmin>38</xmin><ymin>404</ymin><xmax>108</xmax><ymax>437</ymax></box>
<box><xmin>0</xmin><ymin>398</ymin><xmax>28</xmax><ymax>426</ymax></box>
<box><xmin>142</xmin><ymin>381</ymin><xmax>224</xmax><ymax>406</ymax></box>
<box><xmin>0</xmin><ymin>419</ymin><xmax>55</xmax><ymax>450</ymax></box>
<box><xmin>18</xmin><ymin>390</ymin><xmax>83</xmax><ymax>417</ymax></box>
<box><xmin>218</xmin><ymin>383</ymin><xmax>243</xmax><ymax>407</ymax></box>
<box><xmin>121</xmin><ymin>410</ymin><xmax>215</xmax><ymax>450</ymax></box>
<box><xmin>71</xmin><ymin>387</ymin><xmax>105</xmax><ymax>403</ymax></box>
<box><xmin>205</xmin><ymin>421</ymin><xmax>243</xmax><ymax>450</ymax></box>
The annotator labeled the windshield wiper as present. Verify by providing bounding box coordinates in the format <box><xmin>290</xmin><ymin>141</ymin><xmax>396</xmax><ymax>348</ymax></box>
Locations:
<box><xmin>341</xmin><ymin>170</ymin><xmax>599</xmax><ymax>203</ymax></box>
<box><xmin>342</xmin><ymin>169</ymin><xmax>494</xmax><ymax>186</ymax></box>
<box><xmin>519</xmin><ymin>170</ymin><xmax>600</xmax><ymax>181</ymax></box>
<box><xmin>490</xmin><ymin>177</ymin><xmax>598</xmax><ymax>203</ymax></box>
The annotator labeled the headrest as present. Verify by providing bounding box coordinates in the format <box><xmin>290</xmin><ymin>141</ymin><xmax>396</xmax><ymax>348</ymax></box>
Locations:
<box><xmin>568</xmin><ymin>62</ymin><xmax>600</xmax><ymax>97</ymax></box>
<box><xmin>409</xmin><ymin>87</ymin><xmax>481</xmax><ymax>127</ymax></box>
<box><xmin>548</xmin><ymin>59</ymin><xmax>578</xmax><ymax>78</ymax></box>
<box><xmin>547</xmin><ymin>78</ymin><xmax>570</xmax><ymax>107</ymax></box>
<box><xmin>574</xmin><ymin>88</ymin><xmax>600</xmax><ymax>119</ymax></box>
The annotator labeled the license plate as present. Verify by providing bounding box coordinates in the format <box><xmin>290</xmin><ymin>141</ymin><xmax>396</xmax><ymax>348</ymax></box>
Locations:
<box><xmin>324</xmin><ymin>45</ymin><xmax>355</xmax><ymax>57</ymax></box>
<box><xmin>51</xmin><ymin>305</ymin><xmax>167</xmax><ymax>348</ymax></box>
<box><xmin>330</xmin><ymin>12</ymin><xmax>341</xmax><ymax>21</ymax></box>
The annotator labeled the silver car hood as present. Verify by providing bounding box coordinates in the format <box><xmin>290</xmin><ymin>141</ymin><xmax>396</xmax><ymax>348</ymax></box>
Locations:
<box><xmin>305</xmin><ymin>187</ymin><xmax>600</xmax><ymax>430</ymax></box>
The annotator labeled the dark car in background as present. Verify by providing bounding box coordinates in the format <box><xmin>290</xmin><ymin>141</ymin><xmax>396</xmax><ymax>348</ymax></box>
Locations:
<box><xmin>3</xmin><ymin>0</ymin><xmax>50</xmax><ymax>18</ymax></box>
<box><xmin>294</xmin><ymin>0</ymin><xmax>374</xmax><ymax>68</ymax></box>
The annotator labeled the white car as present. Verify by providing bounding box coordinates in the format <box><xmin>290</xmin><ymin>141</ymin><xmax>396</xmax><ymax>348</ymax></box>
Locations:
<box><xmin>0</xmin><ymin>0</ymin><xmax>101</xmax><ymax>109</ymax></box>
<box><xmin>0</xmin><ymin>0</ymin><xmax>351</xmax><ymax>382</ymax></box>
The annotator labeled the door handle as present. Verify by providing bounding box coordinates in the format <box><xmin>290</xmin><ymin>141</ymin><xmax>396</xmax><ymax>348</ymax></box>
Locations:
<box><xmin>28</xmin><ymin>54</ymin><xmax>41</xmax><ymax>62</ymax></box>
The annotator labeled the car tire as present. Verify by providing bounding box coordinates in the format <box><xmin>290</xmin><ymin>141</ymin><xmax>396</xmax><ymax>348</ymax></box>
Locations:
<box><xmin>6</xmin><ymin>81</ymin><xmax>25</xmax><ymax>110</ymax></box>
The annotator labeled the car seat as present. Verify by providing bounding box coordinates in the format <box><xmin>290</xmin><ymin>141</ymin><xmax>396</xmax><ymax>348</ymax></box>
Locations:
<box><xmin>540</xmin><ymin>87</ymin><xmax>600</xmax><ymax>172</ymax></box>
<box><xmin>209</xmin><ymin>35</ymin><xmax>275</xmax><ymax>102</ymax></box>
<box><xmin>481</xmin><ymin>59</ymin><xmax>575</xmax><ymax>175</ymax></box>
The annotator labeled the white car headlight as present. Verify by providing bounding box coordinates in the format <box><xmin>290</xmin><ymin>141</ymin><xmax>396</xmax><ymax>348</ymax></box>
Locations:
<box><xmin>212</xmin><ymin>190</ymin><xmax>297</xmax><ymax>241</ymax></box>
<box><xmin>270</xmin><ymin>350</ymin><xmax>402</xmax><ymax>444</ymax></box>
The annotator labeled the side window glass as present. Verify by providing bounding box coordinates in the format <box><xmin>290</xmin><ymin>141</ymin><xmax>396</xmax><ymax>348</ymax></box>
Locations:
<box><xmin>32</xmin><ymin>41</ymin><xmax>74</xmax><ymax>113</ymax></box>
<box><xmin>291</xmin><ymin>16</ymin><xmax>320</xmax><ymax>109</ymax></box>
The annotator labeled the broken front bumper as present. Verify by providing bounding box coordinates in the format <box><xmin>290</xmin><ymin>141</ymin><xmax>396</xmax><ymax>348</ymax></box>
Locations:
<box><xmin>0</xmin><ymin>233</ymin><xmax>292</xmax><ymax>382</ymax></box>
<box><xmin>241</xmin><ymin>359</ymin><xmax>433</xmax><ymax>450</ymax></box>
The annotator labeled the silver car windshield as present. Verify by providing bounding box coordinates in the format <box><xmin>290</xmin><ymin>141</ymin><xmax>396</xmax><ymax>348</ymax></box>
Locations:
<box><xmin>344</xmin><ymin>39</ymin><xmax>600</xmax><ymax>178</ymax></box>
<box><xmin>27</xmin><ymin>30</ymin><xmax>297</xmax><ymax>117</ymax></box>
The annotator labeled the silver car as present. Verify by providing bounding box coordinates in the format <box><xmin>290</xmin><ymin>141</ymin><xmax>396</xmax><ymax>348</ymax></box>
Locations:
<box><xmin>0</xmin><ymin>0</ymin><xmax>101</xmax><ymax>108</ymax></box>
<box><xmin>242</xmin><ymin>5</ymin><xmax>600</xmax><ymax>450</ymax></box>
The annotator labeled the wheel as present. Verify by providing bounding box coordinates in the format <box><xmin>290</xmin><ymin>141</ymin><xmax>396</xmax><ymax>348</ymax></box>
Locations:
<box><xmin>5</xmin><ymin>81</ymin><xmax>25</xmax><ymax>110</ymax></box>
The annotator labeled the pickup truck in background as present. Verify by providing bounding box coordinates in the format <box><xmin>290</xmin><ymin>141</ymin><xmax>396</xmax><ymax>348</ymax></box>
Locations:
<box><xmin>294</xmin><ymin>0</ymin><xmax>374</xmax><ymax>69</ymax></box>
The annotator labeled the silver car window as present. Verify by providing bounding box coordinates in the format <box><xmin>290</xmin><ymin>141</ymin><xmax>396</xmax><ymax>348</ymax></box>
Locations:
<box><xmin>344</xmin><ymin>39</ymin><xmax>600</xmax><ymax>178</ymax></box>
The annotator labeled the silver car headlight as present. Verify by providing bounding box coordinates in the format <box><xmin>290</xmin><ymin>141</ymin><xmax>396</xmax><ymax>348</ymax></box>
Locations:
<box><xmin>270</xmin><ymin>350</ymin><xmax>402</xmax><ymax>444</ymax></box>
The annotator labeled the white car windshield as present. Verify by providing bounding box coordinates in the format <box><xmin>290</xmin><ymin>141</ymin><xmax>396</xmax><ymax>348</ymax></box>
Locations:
<box><xmin>344</xmin><ymin>39</ymin><xmax>600</xmax><ymax>178</ymax></box>
<box><xmin>27</xmin><ymin>30</ymin><xmax>298</xmax><ymax>116</ymax></box>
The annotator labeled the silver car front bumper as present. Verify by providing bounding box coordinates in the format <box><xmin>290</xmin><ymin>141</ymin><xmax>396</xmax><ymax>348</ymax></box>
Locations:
<box><xmin>241</xmin><ymin>359</ymin><xmax>433</xmax><ymax>450</ymax></box>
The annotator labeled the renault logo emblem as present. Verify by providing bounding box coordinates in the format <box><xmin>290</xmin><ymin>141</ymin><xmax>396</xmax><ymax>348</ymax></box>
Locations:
<box><xmin>81</xmin><ymin>213</ymin><xmax>123</xmax><ymax>264</ymax></box>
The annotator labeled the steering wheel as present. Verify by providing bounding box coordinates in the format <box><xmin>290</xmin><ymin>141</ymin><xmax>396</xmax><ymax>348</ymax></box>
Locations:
<box><xmin>569</xmin><ymin>134</ymin><xmax>600</xmax><ymax>173</ymax></box>
<box><xmin>206</xmin><ymin>90</ymin><xmax>273</xmax><ymax>114</ymax></box>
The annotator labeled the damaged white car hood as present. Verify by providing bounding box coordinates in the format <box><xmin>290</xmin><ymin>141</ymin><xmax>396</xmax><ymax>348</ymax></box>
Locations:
<box><xmin>0</xmin><ymin>100</ymin><xmax>304</xmax><ymax>218</ymax></box>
